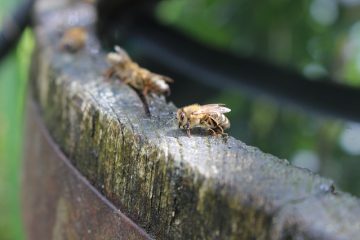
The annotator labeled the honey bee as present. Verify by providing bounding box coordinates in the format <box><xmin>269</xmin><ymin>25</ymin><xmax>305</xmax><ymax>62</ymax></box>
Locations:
<box><xmin>177</xmin><ymin>104</ymin><xmax>231</xmax><ymax>137</ymax></box>
<box><xmin>60</xmin><ymin>27</ymin><xmax>87</xmax><ymax>52</ymax></box>
<box><xmin>105</xmin><ymin>46</ymin><xmax>173</xmax><ymax>96</ymax></box>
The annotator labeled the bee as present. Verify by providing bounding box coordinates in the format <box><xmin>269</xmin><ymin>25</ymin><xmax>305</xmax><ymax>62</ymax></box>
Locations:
<box><xmin>177</xmin><ymin>104</ymin><xmax>231</xmax><ymax>137</ymax></box>
<box><xmin>105</xmin><ymin>46</ymin><xmax>173</xmax><ymax>97</ymax></box>
<box><xmin>60</xmin><ymin>27</ymin><xmax>87</xmax><ymax>52</ymax></box>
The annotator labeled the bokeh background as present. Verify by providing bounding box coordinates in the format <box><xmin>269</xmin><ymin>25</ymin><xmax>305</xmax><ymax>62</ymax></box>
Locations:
<box><xmin>157</xmin><ymin>0</ymin><xmax>360</xmax><ymax>197</ymax></box>
<box><xmin>0</xmin><ymin>0</ymin><xmax>34</xmax><ymax>239</ymax></box>
<box><xmin>2</xmin><ymin>0</ymin><xmax>360</xmax><ymax>239</ymax></box>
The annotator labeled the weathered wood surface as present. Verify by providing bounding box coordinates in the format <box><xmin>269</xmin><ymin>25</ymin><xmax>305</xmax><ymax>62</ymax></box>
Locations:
<box><xmin>27</xmin><ymin>0</ymin><xmax>360</xmax><ymax>239</ymax></box>
<box><xmin>23</xmin><ymin>101</ymin><xmax>151</xmax><ymax>240</ymax></box>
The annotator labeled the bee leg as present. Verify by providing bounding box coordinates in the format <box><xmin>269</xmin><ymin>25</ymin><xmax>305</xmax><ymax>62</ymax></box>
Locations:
<box><xmin>129</xmin><ymin>84</ymin><xmax>151</xmax><ymax>117</ymax></box>
<box><xmin>103</xmin><ymin>67</ymin><xmax>114</xmax><ymax>80</ymax></box>
<box><xmin>142</xmin><ymin>86</ymin><xmax>149</xmax><ymax>97</ymax></box>
<box><xmin>208</xmin><ymin>128</ymin><xmax>217</xmax><ymax>136</ymax></box>
<box><xmin>137</xmin><ymin>90</ymin><xmax>151</xmax><ymax>117</ymax></box>
<box><xmin>215</xmin><ymin>125</ymin><xmax>227</xmax><ymax>137</ymax></box>
<box><xmin>186</xmin><ymin>129</ymin><xmax>191</xmax><ymax>137</ymax></box>
<box><xmin>218</xmin><ymin>126</ymin><xmax>225</xmax><ymax>135</ymax></box>
<box><xmin>221</xmin><ymin>133</ymin><xmax>229</xmax><ymax>143</ymax></box>
<box><xmin>216</xmin><ymin>126</ymin><xmax>229</xmax><ymax>139</ymax></box>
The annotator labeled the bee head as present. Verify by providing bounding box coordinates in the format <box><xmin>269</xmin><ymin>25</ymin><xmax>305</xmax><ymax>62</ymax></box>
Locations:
<box><xmin>176</xmin><ymin>109</ymin><xmax>188</xmax><ymax>129</ymax></box>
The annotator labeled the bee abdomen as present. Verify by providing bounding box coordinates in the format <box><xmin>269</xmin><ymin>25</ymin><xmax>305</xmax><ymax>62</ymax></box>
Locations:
<box><xmin>219</xmin><ymin>114</ymin><xmax>230</xmax><ymax>129</ymax></box>
<box><xmin>152</xmin><ymin>77</ymin><xmax>170</xmax><ymax>92</ymax></box>
<box><xmin>209</xmin><ymin>113</ymin><xmax>230</xmax><ymax>129</ymax></box>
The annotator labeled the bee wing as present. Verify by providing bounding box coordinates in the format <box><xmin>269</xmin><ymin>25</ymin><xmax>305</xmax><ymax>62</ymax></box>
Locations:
<box><xmin>114</xmin><ymin>45</ymin><xmax>131</xmax><ymax>60</ymax></box>
<box><xmin>162</xmin><ymin>75</ymin><xmax>174</xmax><ymax>83</ymax></box>
<box><xmin>193</xmin><ymin>104</ymin><xmax>231</xmax><ymax>115</ymax></box>
<box><xmin>154</xmin><ymin>74</ymin><xmax>174</xmax><ymax>83</ymax></box>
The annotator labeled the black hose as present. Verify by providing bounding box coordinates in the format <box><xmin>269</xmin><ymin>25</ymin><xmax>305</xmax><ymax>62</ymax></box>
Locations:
<box><xmin>99</xmin><ymin>15</ymin><xmax>360</xmax><ymax>123</ymax></box>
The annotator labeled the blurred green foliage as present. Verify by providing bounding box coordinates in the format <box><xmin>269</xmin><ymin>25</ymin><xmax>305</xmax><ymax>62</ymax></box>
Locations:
<box><xmin>157</xmin><ymin>0</ymin><xmax>360</xmax><ymax>196</ymax></box>
<box><xmin>0</xmin><ymin>30</ymin><xmax>33</xmax><ymax>240</ymax></box>
<box><xmin>158</xmin><ymin>0</ymin><xmax>360</xmax><ymax>84</ymax></box>
<box><xmin>0</xmin><ymin>0</ymin><xmax>34</xmax><ymax>238</ymax></box>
